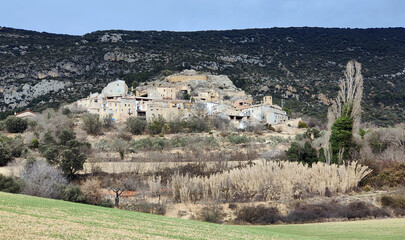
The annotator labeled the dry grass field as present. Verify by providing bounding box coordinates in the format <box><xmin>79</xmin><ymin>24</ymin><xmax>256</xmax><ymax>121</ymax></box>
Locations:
<box><xmin>1</xmin><ymin>192</ymin><xmax>404</xmax><ymax>240</ymax></box>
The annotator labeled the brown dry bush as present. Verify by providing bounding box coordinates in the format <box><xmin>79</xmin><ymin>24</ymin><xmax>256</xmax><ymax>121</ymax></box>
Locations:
<box><xmin>80</xmin><ymin>178</ymin><xmax>104</xmax><ymax>205</ymax></box>
<box><xmin>286</xmin><ymin>200</ymin><xmax>389</xmax><ymax>223</ymax></box>
<box><xmin>198</xmin><ymin>205</ymin><xmax>226</xmax><ymax>223</ymax></box>
<box><xmin>120</xmin><ymin>201</ymin><xmax>166</xmax><ymax>215</ymax></box>
<box><xmin>235</xmin><ymin>205</ymin><xmax>283</xmax><ymax>224</ymax></box>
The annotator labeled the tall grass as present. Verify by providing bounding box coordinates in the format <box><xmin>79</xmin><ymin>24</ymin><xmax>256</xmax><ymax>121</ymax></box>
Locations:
<box><xmin>170</xmin><ymin>161</ymin><xmax>371</xmax><ymax>203</ymax></box>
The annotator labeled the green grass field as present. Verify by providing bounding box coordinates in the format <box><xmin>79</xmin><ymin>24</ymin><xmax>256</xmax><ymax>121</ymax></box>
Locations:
<box><xmin>0</xmin><ymin>192</ymin><xmax>404</xmax><ymax>240</ymax></box>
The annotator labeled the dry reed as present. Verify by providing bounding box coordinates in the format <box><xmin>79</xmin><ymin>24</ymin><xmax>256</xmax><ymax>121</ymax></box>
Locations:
<box><xmin>170</xmin><ymin>161</ymin><xmax>371</xmax><ymax>203</ymax></box>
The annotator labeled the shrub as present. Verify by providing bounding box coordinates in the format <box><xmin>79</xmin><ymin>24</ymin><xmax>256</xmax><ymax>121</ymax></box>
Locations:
<box><xmin>298</xmin><ymin>121</ymin><xmax>308</xmax><ymax>129</ymax></box>
<box><xmin>31</xmin><ymin>138</ymin><xmax>39</xmax><ymax>148</ymax></box>
<box><xmin>97</xmin><ymin>199</ymin><xmax>114</xmax><ymax>208</ymax></box>
<box><xmin>61</xmin><ymin>108</ymin><xmax>72</xmax><ymax>115</ymax></box>
<box><xmin>147</xmin><ymin>116</ymin><xmax>166</xmax><ymax>135</ymax></box>
<box><xmin>111</xmin><ymin>138</ymin><xmax>128</xmax><ymax>160</ymax></box>
<box><xmin>0</xmin><ymin>174</ymin><xmax>23</xmax><ymax>193</ymax></box>
<box><xmin>103</xmin><ymin>115</ymin><xmax>114</xmax><ymax>129</ymax></box>
<box><xmin>226</xmin><ymin>134</ymin><xmax>251</xmax><ymax>144</ymax></box>
<box><xmin>228</xmin><ymin>203</ymin><xmax>238</xmax><ymax>210</ymax></box>
<box><xmin>285</xmin><ymin>142</ymin><xmax>319</xmax><ymax>167</ymax></box>
<box><xmin>363</xmin><ymin>163</ymin><xmax>405</xmax><ymax>188</ymax></box>
<box><xmin>0</xmin><ymin>142</ymin><xmax>12</xmax><ymax>167</ymax></box>
<box><xmin>329</xmin><ymin>105</ymin><xmax>354</xmax><ymax>164</ymax></box>
<box><xmin>80</xmin><ymin>178</ymin><xmax>103</xmax><ymax>205</ymax></box>
<box><xmin>59</xmin><ymin>147</ymin><xmax>86</xmax><ymax>179</ymax></box>
<box><xmin>286</xmin><ymin>200</ymin><xmax>389</xmax><ymax>223</ymax></box>
<box><xmin>198</xmin><ymin>206</ymin><xmax>225</xmax><ymax>223</ymax></box>
<box><xmin>187</xmin><ymin>117</ymin><xmax>209</xmax><ymax>133</ymax></box>
<box><xmin>358</xmin><ymin>128</ymin><xmax>367</xmax><ymax>139</ymax></box>
<box><xmin>126</xmin><ymin>117</ymin><xmax>147</xmax><ymax>135</ymax></box>
<box><xmin>235</xmin><ymin>205</ymin><xmax>282</xmax><ymax>224</ymax></box>
<box><xmin>61</xmin><ymin>185</ymin><xmax>85</xmax><ymax>203</ymax></box>
<box><xmin>381</xmin><ymin>194</ymin><xmax>405</xmax><ymax>209</ymax></box>
<box><xmin>5</xmin><ymin>116</ymin><xmax>28</xmax><ymax>133</ymax></box>
<box><xmin>20</xmin><ymin>161</ymin><xmax>68</xmax><ymax>199</ymax></box>
<box><xmin>121</xmin><ymin>202</ymin><xmax>166</xmax><ymax>215</ymax></box>
<box><xmin>82</xmin><ymin>113</ymin><xmax>102</xmax><ymax>135</ymax></box>
<box><xmin>210</xmin><ymin>116</ymin><xmax>230</xmax><ymax>130</ymax></box>
<box><xmin>57</xmin><ymin>129</ymin><xmax>76</xmax><ymax>146</ymax></box>
<box><xmin>168</xmin><ymin>119</ymin><xmax>185</xmax><ymax>133</ymax></box>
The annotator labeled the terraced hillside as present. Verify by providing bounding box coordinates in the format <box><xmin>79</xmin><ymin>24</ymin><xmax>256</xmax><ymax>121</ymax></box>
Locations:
<box><xmin>0</xmin><ymin>192</ymin><xmax>404</xmax><ymax>239</ymax></box>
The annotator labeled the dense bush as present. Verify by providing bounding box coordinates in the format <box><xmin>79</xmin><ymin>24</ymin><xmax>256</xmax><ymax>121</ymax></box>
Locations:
<box><xmin>82</xmin><ymin>113</ymin><xmax>102</xmax><ymax>135</ymax></box>
<box><xmin>80</xmin><ymin>178</ymin><xmax>104</xmax><ymax>205</ymax></box>
<box><xmin>147</xmin><ymin>116</ymin><xmax>166</xmax><ymax>135</ymax></box>
<box><xmin>298</xmin><ymin>121</ymin><xmax>308</xmax><ymax>129</ymax></box>
<box><xmin>198</xmin><ymin>206</ymin><xmax>225</xmax><ymax>223</ymax></box>
<box><xmin>329</xmin><ymin>105</ymin><xmax>354</xmax><ymax>164</ymax></box>
<box><xmin>362</xmin><ymin>163</ymin><xmax>405</xmax><ymax>188</ymax></box>
<box><xmin>126</xmin><ymin>117</ymin><xmax>147</xmax><ymax>135</ymax></box>
<box><xmin>0</xmin><ymin>174</ymin><xmax>23</xmax><ymax>193</ymax></box>
<box><xmin>5</xmin><ymin>116</ymin><xmax>28</xmax><ymax>133</ymax></box>
<box><xmin>39</xmin><ymin>130</ymin><xmax>90</xmax><ymax>179</ymax></box>
<box><xmin>60</xmin><ymin>184</ymin><xmax>86</xmax><ymax>203</ymax></box>
<box><xmin>187</xmin><ymin>117</ymin><xmax>209</xmax><ymax>133</ymax></box>
<box><xmin>286</xmin><ymin>201</ymin><xmax>389</xmax><ymax>223</ymax></box>
<box><xmin>235</xmin><ymin>205</ymin><xmax>282</xmax><ymax>224</ymax></box>
<box><xmin>285</xmin><ymin>142</ymin><xmax>319</xmax><ymax>167</ymax></box>
<box><xmin>0</xmin><ymin>134</ymin><xmax>26</xmax><ymax>166</ymax></box>
<box><xmin>121</xmin><ymin>201</ymin><xmax>166</xmax><ymax>215</ymax></box>
<box><xmin>167</xmin><ymin>119</ymin><xmax>185</xmax><ymax>133</ymax></box>
<box><xmin>0</xmin><ymin>142</ymin><xmax>12</xmax><ymax>167</ymax></box>
<box><xmin>381</xmin><ymin>194</ymin><xmax>405</xmax><ymax>215</ymax></box>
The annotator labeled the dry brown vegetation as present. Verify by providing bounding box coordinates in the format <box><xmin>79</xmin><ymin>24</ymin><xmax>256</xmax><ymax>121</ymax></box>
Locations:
<box><xmin>170</xmin><ymin>161</ymin><xmax>371</xmax><ymax>203</ymax></box>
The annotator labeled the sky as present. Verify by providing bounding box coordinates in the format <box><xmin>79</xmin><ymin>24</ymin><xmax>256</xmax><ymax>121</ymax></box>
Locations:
<box><xmin>1</xmin><ymin>0</ymin><xmax>404</xmax><ymax>35</ymax></box>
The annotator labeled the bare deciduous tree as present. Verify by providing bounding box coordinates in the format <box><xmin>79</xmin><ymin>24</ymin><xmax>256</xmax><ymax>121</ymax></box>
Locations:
<box><xmin>20</xmin><ymin>161</ymin><xmax>67</xmax><ymax>199</ymax></box>
<box><xmin>328</xmin><ymin>60</ymin><xmax>363</xmax><ymax>131</ymax></box>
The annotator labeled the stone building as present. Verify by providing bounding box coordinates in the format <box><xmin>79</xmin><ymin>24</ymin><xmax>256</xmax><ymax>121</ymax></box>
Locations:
<box><xmin>74</xmin><ymin>73</ymin><xmax>289</xmax><ymax>127</ymax></box>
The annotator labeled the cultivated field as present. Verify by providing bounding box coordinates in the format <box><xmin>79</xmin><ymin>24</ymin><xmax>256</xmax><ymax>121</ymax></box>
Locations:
<box><xmin>1</xmin><ymin>192</ymin><xmax>404</xmax><ymax>240</ymax></box>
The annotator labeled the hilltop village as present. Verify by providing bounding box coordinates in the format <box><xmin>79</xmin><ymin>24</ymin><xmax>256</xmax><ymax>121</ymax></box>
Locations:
<box><xmin>74</xmin><ymin>70</ymin><xmax>289</xmax><ymax>129</ymax></box>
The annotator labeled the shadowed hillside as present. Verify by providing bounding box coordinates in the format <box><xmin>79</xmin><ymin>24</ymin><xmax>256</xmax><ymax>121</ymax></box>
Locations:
<box><xmin>1</xmin><ymin>27</ymin><xmax>404</xmax><ymax>125</ymax></box>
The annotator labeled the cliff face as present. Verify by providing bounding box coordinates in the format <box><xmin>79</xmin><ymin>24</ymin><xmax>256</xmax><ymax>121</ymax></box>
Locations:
<box><xmin>0</xmin><ymin>27</ymin><xmax>404</xmax><ymax>125</ymax></box>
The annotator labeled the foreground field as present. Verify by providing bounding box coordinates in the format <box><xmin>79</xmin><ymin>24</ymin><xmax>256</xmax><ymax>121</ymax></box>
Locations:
<box><xmin>0</xmin><ymin>192</ymin><xmax>404</xmax><ymax>240</ymax></box>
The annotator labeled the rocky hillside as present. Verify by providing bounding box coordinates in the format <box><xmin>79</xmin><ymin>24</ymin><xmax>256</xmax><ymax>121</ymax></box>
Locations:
<box><xmin>1</xmin><ymin>27</ymin><xmax>404</xmax><ymax>125</ymax></box>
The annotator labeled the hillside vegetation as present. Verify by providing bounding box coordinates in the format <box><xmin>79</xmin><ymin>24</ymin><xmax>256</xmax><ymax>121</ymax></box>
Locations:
<box><xmin>0</xmin><ymin>27</ymin><xmax>404</xmax><ymax>125</ymax></box>
<box><xmin>1</xmin><ymin>192</ymin><xmax>404</xmax><ymax>240</ymax></box>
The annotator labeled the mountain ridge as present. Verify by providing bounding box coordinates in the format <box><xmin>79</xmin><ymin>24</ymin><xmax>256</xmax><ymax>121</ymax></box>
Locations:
<box><xmin>1</xmin><ymin>26</ymin><xmax>404</xmax><ymax>125</ymax></box>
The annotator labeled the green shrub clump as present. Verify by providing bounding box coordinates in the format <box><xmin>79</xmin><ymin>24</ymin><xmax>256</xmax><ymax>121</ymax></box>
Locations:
<box><xmin>285</xmin><ymin>142</ymin><xmax>319</xmax><ymax>167</ymax></box>
<box><xmin>126</xmin><ymin>117</ymin><xmax>146</xmax><ymax>135</ymax></box>
<box><xmin>5</xmin><ymin>116</ymin><xmax>28</xmax><ymax>133</ymax></box>
<box><xmin>0</xmin><ymin>174</ymin><xmax>23</xmax><ymax>193</ymax></box>
<box><xmin>298</xmin><ymin>121</ymin><xmax>308</xmax><ymax>128</ymax></box>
